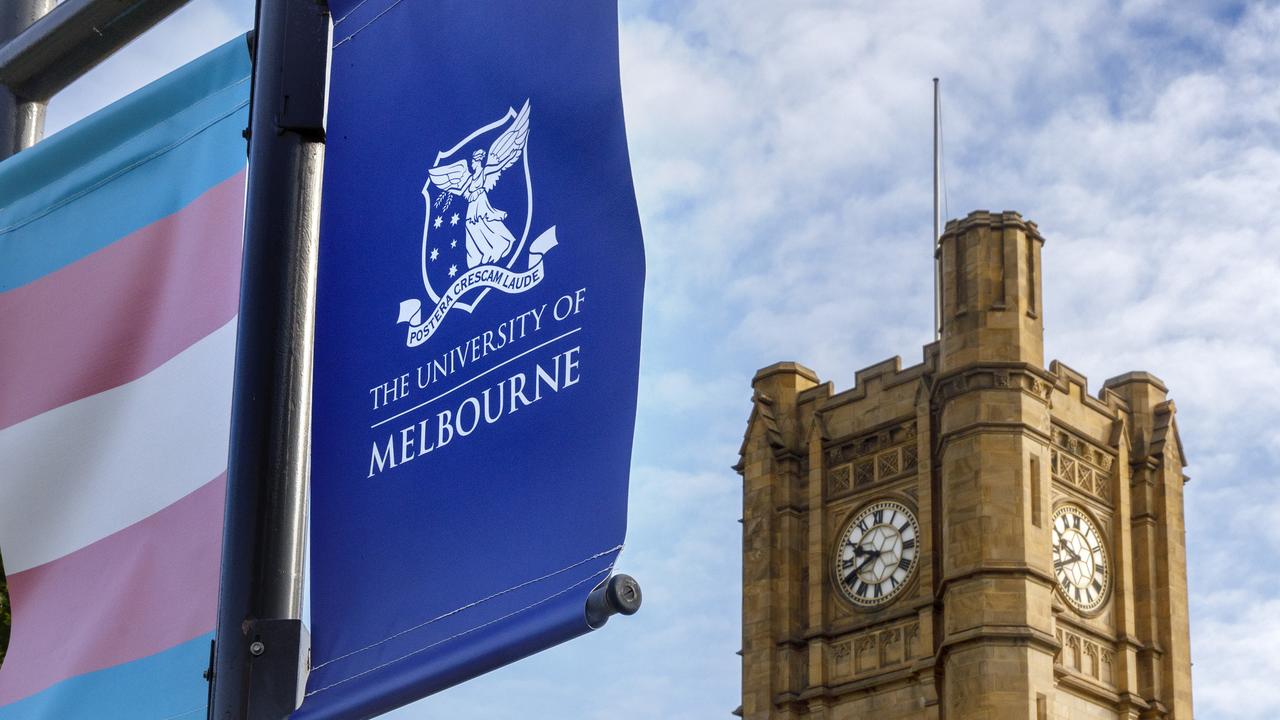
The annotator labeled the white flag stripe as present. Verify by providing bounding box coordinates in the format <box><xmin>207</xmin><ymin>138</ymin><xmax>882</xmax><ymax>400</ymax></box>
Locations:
<box><xmin>0</xmin><ymin>319</ymin><xmax>237</xmax><ymax>574</ymax></box>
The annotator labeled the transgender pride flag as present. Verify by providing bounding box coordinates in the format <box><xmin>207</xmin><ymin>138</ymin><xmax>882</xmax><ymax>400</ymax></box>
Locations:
<box><xmin>0</xmin><ymin>37</ymin><xmax>250</xmax><ymax>719</ymax></box>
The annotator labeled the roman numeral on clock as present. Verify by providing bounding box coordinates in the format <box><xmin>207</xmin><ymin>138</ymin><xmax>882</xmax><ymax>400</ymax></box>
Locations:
<box><xmin>898</xmin><ymin>558</ymin><xmax>911</xmax><ymax>571</ymax></box>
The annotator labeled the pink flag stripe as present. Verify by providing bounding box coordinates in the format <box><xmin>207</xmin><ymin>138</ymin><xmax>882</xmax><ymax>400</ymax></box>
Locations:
<box><xmin>0</xmin><ymin>169</ymin><xmax>245</xmax><ymax>431</ymax></box>
<box><xmin>0</xmin><ymin>474</ymin><xmax>225</xmax><ymax>706</ymax></box>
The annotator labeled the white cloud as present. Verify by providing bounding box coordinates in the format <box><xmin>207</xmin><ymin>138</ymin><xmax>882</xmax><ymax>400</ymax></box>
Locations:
<box><xmin>1195</xmin><ymin>595</ymin><xmax>1280</xmax><ymax>718</ymax></box>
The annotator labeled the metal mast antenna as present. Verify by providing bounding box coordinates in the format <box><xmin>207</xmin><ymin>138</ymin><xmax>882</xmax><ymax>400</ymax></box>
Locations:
<box><xmin>933</xmin><ymin>78</ymin><xmax>941</xmax><ymax>340</ymax></box>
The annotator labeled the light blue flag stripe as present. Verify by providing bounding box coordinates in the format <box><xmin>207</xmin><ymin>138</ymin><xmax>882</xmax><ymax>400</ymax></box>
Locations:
<box><xmin>0</xmin><ymin>633</ymin><xmax>213</xmax><ymax>720</ymax></box>
<box><xmin>0</xmin><ymin>35</ymin><xmax>251</xmax><ymax>292</ymax></box>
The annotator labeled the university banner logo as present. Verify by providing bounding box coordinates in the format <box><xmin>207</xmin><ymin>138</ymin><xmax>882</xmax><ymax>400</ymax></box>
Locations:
<box><xmin>397</xmin><ymin>100</ymin><xmax>558</xmax><ymax>347</ymax></box>
<box><xmin>304</xmin><ymin>2</ymin><xmax>644</xmax><ymax>718</ymax></box>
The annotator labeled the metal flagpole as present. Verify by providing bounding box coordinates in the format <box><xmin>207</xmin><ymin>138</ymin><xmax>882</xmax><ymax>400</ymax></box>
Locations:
<box><xmin>0</xmin><ymin>0</ymin><xmax>55</xmax><ymax>158</ymax></box>
<box><xmin>0</xmin><ymin>0</ymin><xmax>194</xmax><ymax>161</ymax></box>
<box><xmin>208</xmin><ymin>1</ymin><xmax>331</xmax><ymax>718</ymax></box>
<box><xmin>932</xmin><ymin>77</ymin><xmax>941</xmax><ymax>340</ymax></box>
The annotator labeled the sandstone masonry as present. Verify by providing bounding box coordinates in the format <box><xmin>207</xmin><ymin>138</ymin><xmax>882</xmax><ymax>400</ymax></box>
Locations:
<box><xmin>736</xmin><ymin>211</ymin><xmax>1193</xmax><ymax>719</ymax></box>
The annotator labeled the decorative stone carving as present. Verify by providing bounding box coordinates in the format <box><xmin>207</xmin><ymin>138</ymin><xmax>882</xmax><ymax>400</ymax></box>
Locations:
<box><xmin>878</xmin><ymin>449</ymin><xmax>899</xmax><ymax>478</ymax></box>
<box><xmin>879</xmin><ymin>628</ymin><xmax>903</xmax><ymax>666</ymax></box>
<box><xmin>855</xmin><ymin>636</ymin><xmax>878</xmax><ymax>674</ymax></box>
<box><xmin>829</xmin><ymin>620</ymin><xmax>920</xmax><ymax>683</ymax></box>
<box><xmin>934</xmin><ymin>367</ymin><xmax>1056</xmax><ymax>407</ymax></box>
<box><xmin>1055</xmin><ymin>626</ymin><xmax>1117</xmax><ymax>688</ymax></box>
<box><xmin>854</xmin><ymin>460</ymin><xmax>874</xmax><ymax>487</ymax></box>
<box><xmin>823</xmin><ymin>418</ymin><xmax>919</xmax><ymax>491</ymax></box>
<box><xmin>826</xmin><ymin>422</ymin><xmax>910</xmax><ymax>461</ymax></box>
<box><xmin>1083</xmin><ymin>641</ymin><xmax>1099</xmax><ymax>678</ymax></box>
<box><xmin>903</xmin><ymin>445</ymin><xmax>918</xmax><ymax>471</ymax></box>
<box><xmin>1050</xmin><ymin>426</ymin><xmax>1116</xmax><ymax>503</ymax></box>
<box><xmin>830</xmin><ymin>465</ymin><xmax>852</xmax><ymax>493</ymax></box>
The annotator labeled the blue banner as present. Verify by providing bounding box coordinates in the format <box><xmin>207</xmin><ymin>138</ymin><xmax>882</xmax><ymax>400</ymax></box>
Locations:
<box><xmin>298</xmin><ymin>2</ymin><xmax>644</xmax><ymax>718</ymax></box>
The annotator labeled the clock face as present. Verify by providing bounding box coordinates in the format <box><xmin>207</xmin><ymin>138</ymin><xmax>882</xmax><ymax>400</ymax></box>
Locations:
<box><xmin>834</xmin><ymin>500</ymin><xmax>920</xmax><ymax>608</ymax></box>
<box><xmin>1052</xmin><ymin>505</ymin><xmax>1110</xmax><ymax>613</ymax></box>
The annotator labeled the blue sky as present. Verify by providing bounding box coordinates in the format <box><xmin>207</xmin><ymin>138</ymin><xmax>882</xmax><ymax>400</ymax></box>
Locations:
<box><xmin>45</xmin><ymin>1</ymin><xmax>1280</xmax><ymax>717</ymax></box>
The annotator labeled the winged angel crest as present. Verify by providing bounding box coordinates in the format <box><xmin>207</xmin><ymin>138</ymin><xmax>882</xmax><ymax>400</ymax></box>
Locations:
<box><xmin>427</xmin><ymin>100</ymin><xmax>530</xmax><ymax>269</ymax></box>
<box><xmin>399</xmin><ymin>99</ymin><xmax>556</xmax><ymax>348</ymax></box>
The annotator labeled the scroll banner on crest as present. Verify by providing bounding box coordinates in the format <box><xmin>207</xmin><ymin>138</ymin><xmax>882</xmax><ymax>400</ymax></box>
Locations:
<box><xmin>299</xmin><ymin>2</ymin><xmax>645</xmax><ymax>718</ymax></box>
<box><xmin>398</xmin><ymin>227</ymin><xmax>557</xmax><ymax>346</ymax></box>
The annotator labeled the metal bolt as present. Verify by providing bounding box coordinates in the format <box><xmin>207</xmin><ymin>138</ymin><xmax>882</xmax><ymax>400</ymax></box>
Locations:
<box><xmin>249</xmin><ymin>641</ymin><xmax>265</xmax><ymax>657</ymax></box>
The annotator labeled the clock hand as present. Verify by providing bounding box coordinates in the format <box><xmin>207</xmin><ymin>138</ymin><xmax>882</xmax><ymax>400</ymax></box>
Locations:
<box><xmin>854</xmin><ymin>549</ymin><xmax>880</xmax><ymax>574</ymax></box>
<box><xmin>844</xmin><ymin>549</ymin><xmax>881</xmax><ymax>583</ymax></box>
<box><xmin>1056</xmin><ymin>540</ymin><xmax>1082</xmax><ymax>564</ymax></box>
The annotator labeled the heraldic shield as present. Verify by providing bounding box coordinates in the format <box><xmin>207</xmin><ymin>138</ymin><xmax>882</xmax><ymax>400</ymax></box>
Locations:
<box><xmin>398</xmin><ymin>99</ymin><xmax>559</xmax><ymax>348</ymax></box>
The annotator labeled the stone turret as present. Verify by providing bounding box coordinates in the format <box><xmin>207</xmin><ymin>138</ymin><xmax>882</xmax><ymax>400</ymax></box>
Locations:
<box><xmin>938</xmin><ymin>210</ymin><xmax>1045</xmax><ymax>370</ymax></box>
<box><xmin>737</xmin><ymin>208</ymin><xmax>1193</xmax><ymax>720</ymax></box>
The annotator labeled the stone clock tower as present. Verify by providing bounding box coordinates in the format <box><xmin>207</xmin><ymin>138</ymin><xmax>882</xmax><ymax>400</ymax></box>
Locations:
<box><xmin>735</xmin><ymin>211</ymin><xmax>1193</xmax><ymax>719</ymax></box>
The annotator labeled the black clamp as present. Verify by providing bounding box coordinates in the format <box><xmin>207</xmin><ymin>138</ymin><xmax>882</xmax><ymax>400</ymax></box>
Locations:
<box><xmin>245</xmin><ymin>618</ymin><xmax>311</xmax><ymax>720</ymax></box>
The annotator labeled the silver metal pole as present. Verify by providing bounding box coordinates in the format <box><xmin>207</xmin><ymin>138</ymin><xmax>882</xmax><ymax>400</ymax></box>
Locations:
<box><xmin>933</xmin><ymin>78</ymin><xmax>941</xmax><ymax>340</ymax></box>
<box><xmin>209</xmin><ymin>1</ymin><xmax>330</xmax><ymax>717</ymax></box>
<box><xmin>0</xmin><ymin>0</ymin><xmax>54</xmax><ymax>159</ymax></box>
<box><xmin>0</xmin><ymin>0</ymin><xmax>192</xmax><ymax>102</ymax></box>
<box><xmin>0</xmin><ymin>0</ymin><xmax>195</xmax><ymax>161</ymax></box>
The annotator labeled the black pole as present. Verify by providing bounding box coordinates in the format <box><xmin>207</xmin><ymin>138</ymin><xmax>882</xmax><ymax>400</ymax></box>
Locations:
<box><xmin>0</xmin><ymin>0</ymin><xmax>53</xmax><ymax>159</ymax></box>
<box><xmin>208</xmin><ymin>1</ymin><xmax>330</xmax><ymax>718</ymax></box>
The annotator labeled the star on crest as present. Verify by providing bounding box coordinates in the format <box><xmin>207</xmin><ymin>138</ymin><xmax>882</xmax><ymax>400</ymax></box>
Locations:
<box><xmin>448</xmin><ymin>264</ymin><xmax>458</xmax><ymax>278</ymax></box>
<box><xmin>450</xmin><ymin>213</ymin><xmax>460</xmax><ymax>226</ymax></box>
<box><xmin>430</xmin><ymin>248</ymin><xmax>439</xmax><ymax>261</ymax></box>
<box><xmin>450</xmin><ymin>239</ymin><xmax>457</xmax><ymax>248</ymax></box>
<box><xmin>433</xmin><ymin>216</ymin><xmax>443</xmax><ymax>229</ymax></box>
